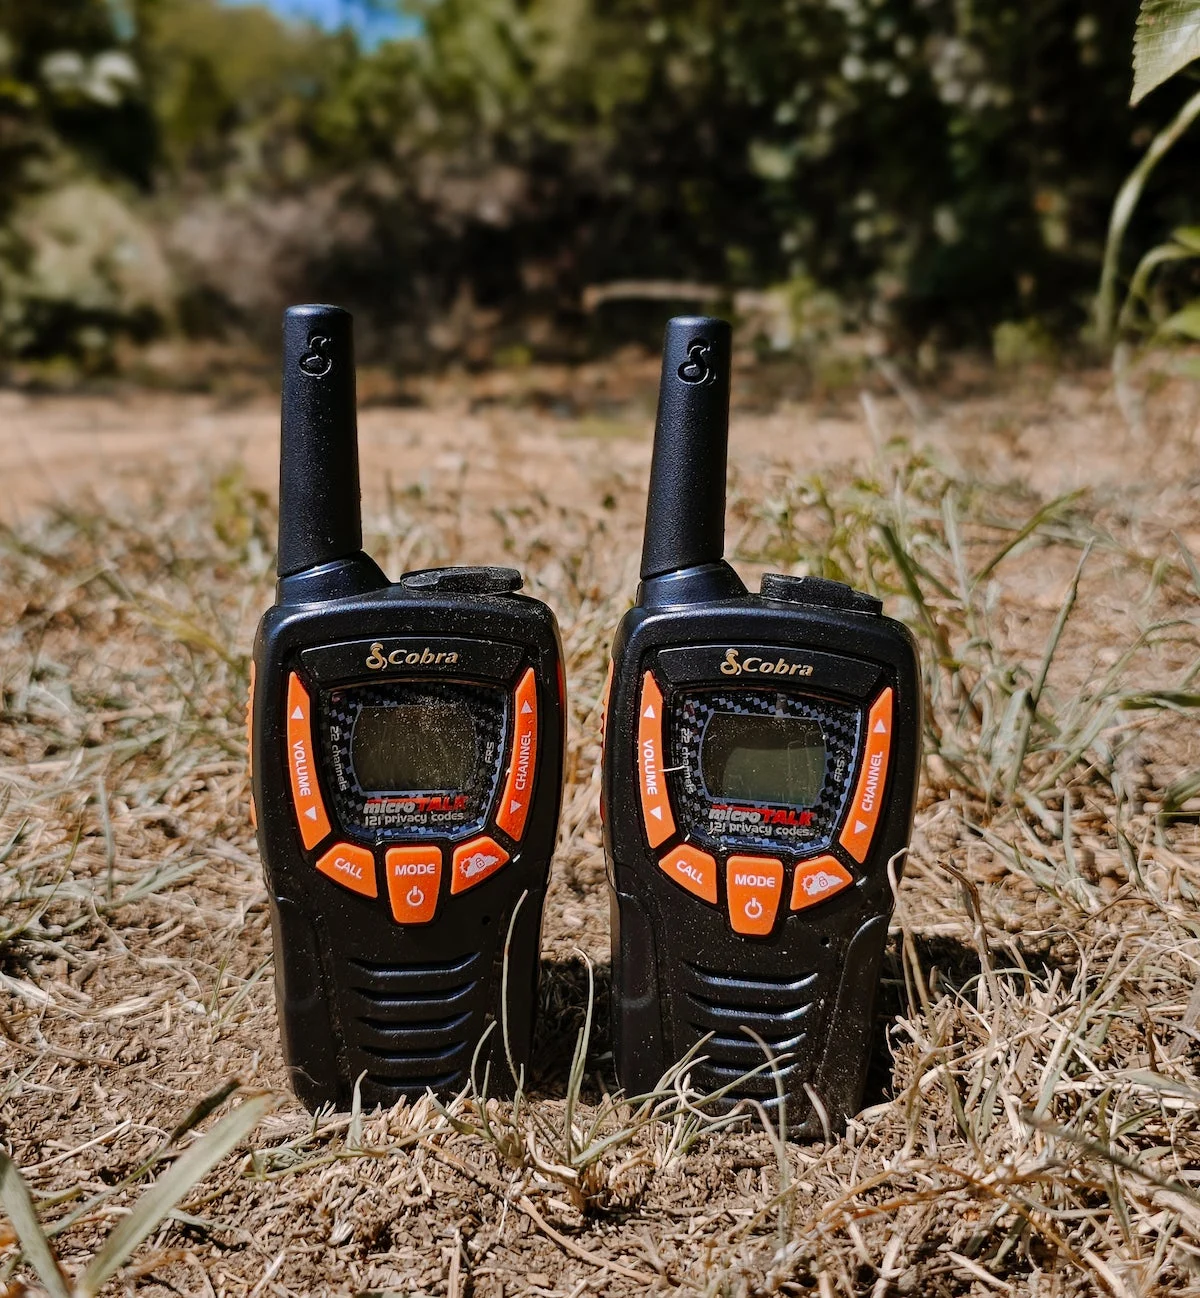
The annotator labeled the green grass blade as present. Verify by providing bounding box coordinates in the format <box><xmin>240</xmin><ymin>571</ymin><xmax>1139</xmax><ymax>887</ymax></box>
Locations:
<box><xmin>0</xmin><ymin>1151</ymin><xmax>71</xmax><ymax>1298</ymax></box>
<box><xmin>77</xmin><ymin>1093</ymin><xmax>274</xmax><ymax>1297</ymax></box>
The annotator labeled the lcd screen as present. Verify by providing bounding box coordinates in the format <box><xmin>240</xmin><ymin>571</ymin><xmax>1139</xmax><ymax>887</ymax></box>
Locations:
<box><xmin>351</xmin><ymin>702</ymin><xmax>476</xmax><ymax>792</ymax></box>
<box><xmin>701</xmin><ymin>712</ymin><xmax>826</xmax><ymax>806</ymax></box>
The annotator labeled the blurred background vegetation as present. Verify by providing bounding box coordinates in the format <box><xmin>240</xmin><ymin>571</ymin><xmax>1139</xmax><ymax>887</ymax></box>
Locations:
<box><xmin>1</xmin><ymin>0</ymin><xmax>1197</xmax><ymax>379</ymax></box>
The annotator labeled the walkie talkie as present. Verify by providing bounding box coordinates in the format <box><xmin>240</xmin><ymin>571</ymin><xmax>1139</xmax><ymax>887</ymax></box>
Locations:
<box><xmin>250</xmin><ymin>304</ymin><xmax>564</xmax><ymax>1110</ymax></box>
<box><xmin>601</xmin><ymin>317</ymin><xmax>921</xmax><ymax>1136</ymax></box>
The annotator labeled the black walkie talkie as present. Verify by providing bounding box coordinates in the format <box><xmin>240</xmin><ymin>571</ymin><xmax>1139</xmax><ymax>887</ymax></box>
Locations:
<box><xmin>250</xmin><ymin>305</ymin><xmax>565</xmax><ymax>1110</ymax></box>
<box><xmin>601</xmin><ymin>317</ymin><xmax>921</xmax><ymax>1136</ymax></box>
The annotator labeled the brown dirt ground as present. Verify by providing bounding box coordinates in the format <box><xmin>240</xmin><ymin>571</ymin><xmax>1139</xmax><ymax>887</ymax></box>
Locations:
<box><xmin>0</xmin><ymin>355</ymin><xmax>1198</xmax><ymax>1297</ymax></box>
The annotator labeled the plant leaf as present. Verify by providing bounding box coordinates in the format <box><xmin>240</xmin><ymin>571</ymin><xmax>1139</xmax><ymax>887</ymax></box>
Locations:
<box><xmin>0</xmin><ymin>1151</ymin><xmax>72</xmax><ymax>1298</ymax></box>
<box><xmin>1133</xmin><ymin>0</ymin><xmax>1200</xmax><ymax>104</ymax></box>
<box><xmin>1160</xmin><ymin>301</ymin><xmax>1200</xmax><ymax>339</ymax></box>
<box><xmin>77</xmin><ymin>1093</ymin><xmax>274</xmax><ymax>1297</ymax></box>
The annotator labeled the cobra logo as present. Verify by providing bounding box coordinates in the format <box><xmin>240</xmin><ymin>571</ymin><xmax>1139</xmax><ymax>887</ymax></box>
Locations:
<box><xmin>719</xmin><ymin>648</ymin><xmax>814</xmax><ymax>677</ymax></box>
<box><xmin>365</xmin><ymin>642</ymin><xmax>461</xmax><ymax>670</ymax></box>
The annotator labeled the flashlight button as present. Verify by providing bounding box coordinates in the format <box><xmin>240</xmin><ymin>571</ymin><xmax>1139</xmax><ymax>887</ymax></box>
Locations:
<box><xmin>451</xmin><ymin>836</ymin><xmax>510</xmax><ymax>895</ymax></box>
<box><xmin>790</xmin><ymin>855</ymin><xmax>853</xmax><ymax>910</ymax></box>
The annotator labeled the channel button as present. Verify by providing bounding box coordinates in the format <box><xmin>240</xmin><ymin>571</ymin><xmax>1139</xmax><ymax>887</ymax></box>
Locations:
<box><xmin>839</xmin><ymin>688</ymin><xmax>894</xmax><ymax>864</ymax></box>
<box><xmin>637</xmin><ymin>671</ymin><xmax>676</xmax><ymax>848</ymax></box>
<box><xmin>496</xmin><ymin>668</ymin><xmax>538</xmax><ymax>841</ymax></box>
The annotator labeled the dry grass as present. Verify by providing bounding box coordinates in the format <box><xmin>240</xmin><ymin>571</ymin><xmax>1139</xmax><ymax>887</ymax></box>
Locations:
<box><xmin>0</xmin><ymin>365</ymin><xmax>1198</xmax><ymax>1296</ymax></box>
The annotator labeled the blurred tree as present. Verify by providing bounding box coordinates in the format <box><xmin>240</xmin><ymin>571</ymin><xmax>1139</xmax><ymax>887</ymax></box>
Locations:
<box><xmin>3</xmin><ymin>0</ymin><xmax>1198</xmax><ymax>368</ymax></box>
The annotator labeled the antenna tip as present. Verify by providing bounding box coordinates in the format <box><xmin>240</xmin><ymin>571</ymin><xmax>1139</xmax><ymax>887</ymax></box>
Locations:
<box><xmin>659</xmin><ymin>316</ymin><xmax>731</xmax><ymax>394</ymax></box>
<box><xmin>282</xmin><ymin>303</ymin><xmax>354</xmax><ymax>386</ymax></box>
<box><xmin>285</xmin><ymin>303</ymin><xmax>351</xmax><ymax>323</ymax></box>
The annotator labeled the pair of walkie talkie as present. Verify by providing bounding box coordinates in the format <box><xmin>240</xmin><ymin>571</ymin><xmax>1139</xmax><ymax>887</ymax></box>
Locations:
<box><xmin>249</xmin><ymin>306</ymin><xmax>920</xmax><ymax>1137</ymax></box>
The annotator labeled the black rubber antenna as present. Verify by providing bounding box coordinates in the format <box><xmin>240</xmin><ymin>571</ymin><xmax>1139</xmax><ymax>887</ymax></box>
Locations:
<box><xmin>277</xmin><ymin>304</ymin><xmax>364</xmax><ymax>579</ymax></box>
<box><xmin>639</xmin><ymin>316</ymin><xmax>744</xmax><ymax>601</ymax></box>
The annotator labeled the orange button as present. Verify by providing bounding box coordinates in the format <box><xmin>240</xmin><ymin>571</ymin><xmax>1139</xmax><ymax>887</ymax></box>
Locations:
<box><xmin>600</xmin><ymin>659</ymin><xmax>614</xmax><ymax>742</ymax></box>
<box><xmin>287</xmin><ymin>674</ymin><xmax>332</xmax><ymax>850</ymax></box>
<box><xmin>839</xmin><ymin>688</ymin><xmax>893</xmax><ymax>864</ymax></box>
<box><xmin>790</xmin><ymin>855</ymin><xmax>853</xmax><ymax>910</ymax></box>
<box><xmin>599</xmin><ymin>659</ymin><xmax>614</xmax><ymax>826</ymax></box>
<box><xmin>496</xmin><ymin>668</ymin><xmax>538</xmax><ymax>841</ymax></box>
<box><xmin>247</xmin><ymin>661</ymin><xmax>257</xmax><ymax>829</ymax></box>
<box><xmin>638</xmin><ymin>672</ymin><xmax>676</xmax><ymax>848</ymax></box>
<box><xmin>726</xmin><ymin>856</ymin><xmax>784</xmax><ymax>935</ymax></box>
<box><xmin>386</xmin><ymin>846</ymin><xmax>442</xmax><ymax>924</ymax></box>
<box><xmin>451</xmin><ymin>835</ymin><xmax>510</xmax><ymax>894</ymax></box>
<box><xmin>657</xmin><ymin>843</ymin><xmax>717</xmax><ymax>904</ymax></box>
<box><xmin>316</xmin><ymin>842</ymin><xmax>377</xmax><ymax>898</ymax></box>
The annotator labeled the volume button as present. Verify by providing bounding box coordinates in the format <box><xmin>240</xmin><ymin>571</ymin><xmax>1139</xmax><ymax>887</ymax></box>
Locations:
<box><xmin>286</xmin><ymin>673</ymin><xmax>332</xmax><ymax>850</ymax></box>
<box><xmin>637</xmin><ymin>671</ymin><xmax>676</xmax><ymax>848</ymax></box>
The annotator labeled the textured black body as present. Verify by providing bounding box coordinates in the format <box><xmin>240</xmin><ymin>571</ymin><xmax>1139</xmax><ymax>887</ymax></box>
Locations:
<box><xmin>602</xmin><ymin>317</ymin><xmax>921</xmax><ymax>1138</ymax></box>
<box><xmin>252</xmin><ymin>306</ymin><xmax>565</xmax><ymax>1111</ymax></box>
<box><xmin>252</xmin><ymin>576</ymin><xmax>564</xmax><ymax>1110</ymax></box>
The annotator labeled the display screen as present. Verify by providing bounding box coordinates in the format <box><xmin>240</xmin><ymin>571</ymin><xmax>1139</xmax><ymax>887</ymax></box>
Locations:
<box><xmin>351</xmin><ymin>702</ymin><xmax>476</xmax><ymax>792</ymax></box>
<box><xmin>701</xmin><ymin>712</ymin><xmax>826</xmax><ymax>806</ymax></box>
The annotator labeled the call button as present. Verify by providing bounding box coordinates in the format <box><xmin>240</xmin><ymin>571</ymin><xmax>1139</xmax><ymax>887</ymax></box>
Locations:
<box><xmin>657</xmin><ymin>844</ymin><xmax>717</xmax><ymax>904</ymax></box>
<box><xmin>315</xmin><ymin>842</ymin><xmax>377</xmax><ymax>899</ymax></box>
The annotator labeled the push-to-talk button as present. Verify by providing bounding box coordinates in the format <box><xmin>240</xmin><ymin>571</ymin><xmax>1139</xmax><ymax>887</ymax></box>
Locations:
<box><xmin>726</xmin><ymin>856</ymin><xmax>784</xmax><ymax>935</ymax></box>
<box><xmin>386</xmin><ymin>846</ymin><xmax>442</xmax><ymax>924</ymax></box>
<box><xmin>286</xmin><ymin>673</ymin><xmax>332</xmax><ymax>850</ymax></box>
<box><xmin>316</xmin><ymin>842</ymin><xmax>377</xmax><ymax>898</ymax></box>
<box><xmin>657</xmin><ymin>843</ymin><xmax>717</xmax><ymax>903</ymax></box>
<box><xmin>638</xmin><ymin>671</ymin><xmax>676</xmax><ymax>848</ymax></box>
<box><xmin>839</xmin><ymin>688</ymin><xmax>893</xmax><ymax>864</ymax></box>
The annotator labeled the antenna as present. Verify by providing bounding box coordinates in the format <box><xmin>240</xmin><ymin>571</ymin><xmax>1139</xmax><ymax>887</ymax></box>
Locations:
<box><xmin>639</xmin><ymin>316</ymin><xmax>733</xmax><ymax>581</ymax></box>
<box><xmin>277</xmin><ymin>304</ymin><xmax>364</xmax><ymax>579</ymax></box>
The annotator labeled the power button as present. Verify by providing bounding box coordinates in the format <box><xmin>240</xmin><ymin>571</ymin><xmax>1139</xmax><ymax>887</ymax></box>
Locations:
<box><xmin>385</xmin><ymin>847</ymin><xmax>442</xmax><ymax>924</ymax></box>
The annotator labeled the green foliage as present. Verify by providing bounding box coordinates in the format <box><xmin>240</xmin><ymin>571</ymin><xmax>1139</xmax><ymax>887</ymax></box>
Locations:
<box><xmin>1097</xmin><ymin>0</ymin><xmax>1200</xmax><ymax>349</ymax></box>
<box><xmin>4</xmin><ymin>0</ymin><xmax>1200</xmax><ymax>366</ymax></box>
<box><xmin>1133</xmin><ymin>0</ymin><xmax>1200</xmax><ymax>103</ymax></box>
<box><xmin>0</xmin><ymin>0</ymin><xmax>162</xmax><ymax>365</ymax></box>
<box><xmin>143</xmin><ymin>0</ymin><xmax>357</xmax><ymax>170</ymax></box>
